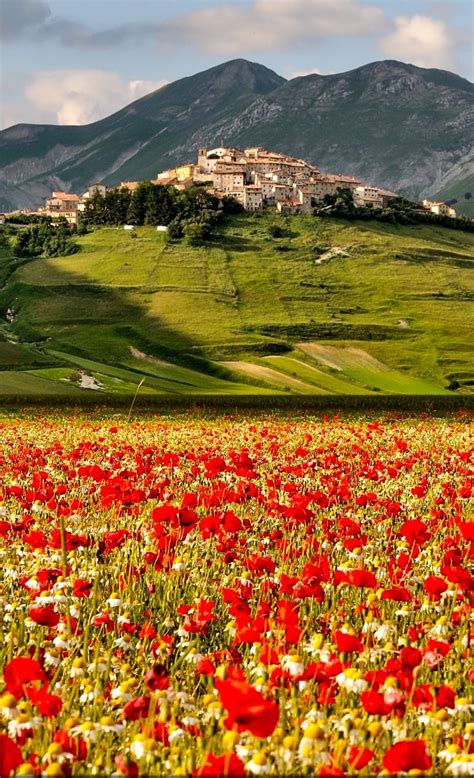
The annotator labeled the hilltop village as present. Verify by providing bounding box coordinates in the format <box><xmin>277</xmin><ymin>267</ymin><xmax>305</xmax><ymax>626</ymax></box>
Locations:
<box><xmin>3</xmin><ymin>145</ymin><xmax>457</xmax><ymax>225</ymax></box>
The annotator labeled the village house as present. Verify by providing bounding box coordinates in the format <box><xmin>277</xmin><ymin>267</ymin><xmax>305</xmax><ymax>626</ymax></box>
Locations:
<box><xmin>421</xmin><ymin>200</ymin><xmax>457</xmax><ymax>218</ymax></box>
<box><xmin>42</xmin><ymin>192</ymin><xmax>81</xmax><ymax>225</ymax></box>
<box><xmin>212</xmin><ymin>164</ymin><xmax>246</xmax><ymax>193</ymax></box>
<box><xmin>354</xmin><ymin>185</ymin><xmax>398</xmax><ymax>208</ymax></box>
<box><xmin>243</xmin><ymin>185</ymin><xmax>263</xmax><ymax>211</ymax></box>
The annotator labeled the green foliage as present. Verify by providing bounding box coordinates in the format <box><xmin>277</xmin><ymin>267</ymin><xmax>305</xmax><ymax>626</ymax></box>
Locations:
<box><xmin>83</xmin><ymin>182</ymin><xmax>222</xmax><ymax>239</ymax></box>
<box><xmin>5</xmin><ymin>213</ymin><xmax>52</xmax><ymax>225</ymax></box>
<box><xmin>13</xmin><ymin>222</ymin><xmax>79</xmax><ymax>258</ymax></box>
<box><xmin>183</xmin><ymin>220</ymin><xmax>212</xmax><ymax>246</ymax></box>
<box><xmin>315</xmin><ymin>190</ymin><xmax>474</xmax><ymax>232</ymax></box>
<box><xmin>268</xmin><ymin>224</ymin><xmax>285</xmax><ymax>238</ymax></box>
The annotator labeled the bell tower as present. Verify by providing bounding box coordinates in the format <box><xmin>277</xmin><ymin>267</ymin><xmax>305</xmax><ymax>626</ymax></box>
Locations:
<box><xmin>198</xmin><ymin>147</ymin><xmax>208</xmax><ymax>170</ymax></box>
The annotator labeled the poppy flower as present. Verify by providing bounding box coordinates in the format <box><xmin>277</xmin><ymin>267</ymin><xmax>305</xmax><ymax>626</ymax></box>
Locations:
<box><xmin>26</xmin><ymin>685</ymin><xmax>62</xmax><ymax>717</ymax></box>
<box><xmin>381</xmin><ymin>586</ymin><xmax>411</xmax><ymax>602</ymax></box>
<box><xmin>335</xmin><ymin>630</ymin><xmax>364</xmax><ymax>653</ymax></box>
<box><xmin>0</xmin><ymin>734</ymin><xmax>23</xmax><ymax>778</ymax></box>
<box><xmin>195</xmin><ymin>753</ymin><xmax>245</xmax><ymax>776</ymax></box>
<box><xmin>339</xmin><ymin>569</ymin><xmax>378</xmax><ymax>588</ymax></box>
<box><xmin>144</xmin><ymin>664</ymin><xmax>170</xmax><ymax>690</ymax></box>
<box><xmin>360</xmin><ymin>690</ymin><xmax>391</xmax><ymax>715</ymax></box>
<box><xmin>215</xmin><ymin>678</ymin><xmax>279</xmax><ymax>737</ymax></box>
<box><xmin>348</xmin><ymin>746</ymin><xmax>374</xmax><ymax>770</ymax></box>
<box><xmin>424</xmin><ymin>575</ymin><xmax>448</xmax><ymax>598</ymax></box>
<box><xmin>72</xmin><ymin>578</ymin><xmax>93</xmax><ymax>597</ymax></box>
<box><xmin>3</xmin><ymin>656</ymin><xmax>46</xmax><ymax>699</ymax></box>
<box><xmin>28</xmin><ymin>604</ymin><xmax>60</xmax><ymax>628</ymax></box>
<box><xmin>122</xmin><ymin>695</ymin><xmax>151</xmax><ymax>720</ymax></box>
<box><xmin>383</xmin><ymin>740</ymin><xmax>432</xmax><ymax>773</ymax></box>
<box><xmin>437</xmin><ymin>685</ymin><xmax>456</xmax><ymax>709</ymax></box>
<box><xmin>400</xmin><ymin>646</ymin><xmax>422</xmax><ymax>669</ymax></box>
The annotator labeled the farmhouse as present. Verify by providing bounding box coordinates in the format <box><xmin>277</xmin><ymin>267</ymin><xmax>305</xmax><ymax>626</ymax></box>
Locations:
<box><xmin>422</xmin><ymin>200</ymin><xmax>457</xmax><ymax>218</ymax></box>
<box><xmin>42</xmin><ymin>192</ymin><xmax>81</xmax><ymax>225</ymax></box>
<box><xmin>354</xmin><ymin>185</ymin><xmax>398</xmax><ymax>209</ymax></box>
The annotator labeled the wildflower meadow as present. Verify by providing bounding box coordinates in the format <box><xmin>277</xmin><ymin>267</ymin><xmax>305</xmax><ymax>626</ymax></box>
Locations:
<box><xmin>0</xmin><ymin>411</ymin><xmax>472</xmax><ymax>777</ymax></box>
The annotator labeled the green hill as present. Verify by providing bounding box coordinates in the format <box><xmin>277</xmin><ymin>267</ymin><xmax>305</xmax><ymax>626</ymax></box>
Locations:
<box><xmin>0</xmin><ymin>214</ymin><xmax>473</xmax><ymax>397</ymax></box>
<box><xmin>432</xmin><ymin>174</ymin><xmax>474</xmax><ymax>219</ymax></box>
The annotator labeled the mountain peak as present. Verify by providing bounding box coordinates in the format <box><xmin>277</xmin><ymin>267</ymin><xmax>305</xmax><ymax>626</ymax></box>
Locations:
<box><xmin>186</xmin><ymin>58</ymin><xmax>286</xmax><ymax>94</ymax></box>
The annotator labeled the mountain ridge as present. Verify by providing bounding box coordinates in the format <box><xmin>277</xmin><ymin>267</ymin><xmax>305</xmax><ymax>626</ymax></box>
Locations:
<box><xmin>1</xmin><ymin>58</ymin><xmax>472</xmax><ymax>210</ymax></box>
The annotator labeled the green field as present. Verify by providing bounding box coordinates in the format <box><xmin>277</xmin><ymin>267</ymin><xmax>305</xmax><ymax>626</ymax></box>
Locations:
<box><xmin>0</xmin><ymin>214</ymin><xmax>473</xmax><ymax>397</ymax></box>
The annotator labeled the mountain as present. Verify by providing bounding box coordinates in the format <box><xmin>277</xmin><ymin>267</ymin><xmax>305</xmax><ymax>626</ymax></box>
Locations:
<box><xmin>1</xmin><ymin>58</ymin><xmax>472</xmax><ymax>210</ymax></box>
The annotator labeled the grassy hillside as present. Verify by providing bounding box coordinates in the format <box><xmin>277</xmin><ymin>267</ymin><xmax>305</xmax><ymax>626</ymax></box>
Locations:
<box><xmin>0</xmin><ymin>214</ymin><xmax>473</xmax><ymax>397</ymax></box>
<box><xmin>432</xmin><ymin>174</ymin><xmax>474</xmax><ymax>219</ymax></box>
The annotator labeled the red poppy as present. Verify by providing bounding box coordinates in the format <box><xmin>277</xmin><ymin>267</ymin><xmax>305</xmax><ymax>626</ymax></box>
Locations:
<box><xmin>26</xmin><ymin>685</ymin><xmax>62</xmax><ymax>717</ymax></box>
<box><xmin>195</xmin><ymin>753</ymin><xmax>245</xmax><ymax>776</ymax></box>
<box><xmin>144</xmin><ymin>664</ymin><xmax>170</xmax><ymax>691</ymax></box>
<box><xmin>383</xmin><ymin>740</ymin><xmax>432</xmax><ymax>773</ymax></box>
<box><xmin>115</xmin><ymin>755</ymin><xmax>138</xmax><ymax>777</ymax></box>
<box><xmin>72</xmin><ymin>578</ymin><xmax>93</xmax><ymax>597</ymax></box>
<box><xmin>122</xmin><ymin>695</ymin><xmax>151</xmax><ymax>720</ymax></box>
<box><xmin>400</xmin><ymin>519</ymin><xmax>431</xmax><ymax>545</ymax></box>
<box><xmin>360</xmin><ymin>690</ymin><xmax>391</xmax><ymax>716</ymax></box>
<box><xmin>437</xmin><ymin>685</ymin><xmax>456</xmax><ymax>709</ymax></box>
<box><xmin>215</xmin><ymin>678</ymin><xmax>279</xmax><ymax>738</ymax></box>
<box><xmin>195</xmin><ymin>657</ymin><xmax>215</xmax><ymax>676</ymax></box>
<box><xmin>380</xmin><ymin>586</ymin><xmax>411</xmax><ymax>602</ymax></box>
<box><xmin>334</xmin><ymin>630</ymin><xmax>364</xmax><ymax>653</ymax></box>
<box><xmin>348</xmin><ymin>746</ymin><xmax>375</xmax><ymax>770</ymax></box>
<box><xmin>400</xmin><ymin>646</ymin><xmax>422</xmax><ymax>669</ymax></box>
<box><xmin>338</xmin><ymin>569</ymin><xmax>378</xmax><ymax>588</ymax></box>
<box><xmin>3</xmin><ymin>656</ymin><xmax>46</xmax><ymax>699</ymax></box>
<box><xmin>28</xmin><ymin>604</ymin><xmax>60</xmax><ymax>628</ymax></box>
<box><xmin>0</xmin><ymin>734</ymin><xmax>23</xmax><ymax>778</ymax></box>
<box><xmin>424</xmin><ymin>575</ymin><xmax>448</xmax><ymax>599</ymax></box>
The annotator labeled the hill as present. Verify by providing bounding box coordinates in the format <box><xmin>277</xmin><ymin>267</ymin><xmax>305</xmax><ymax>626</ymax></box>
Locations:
<box><xmin>431</xmin><ymin>174</ymin><xmax>474</xmax><ymax>219</ymax></box>
<box><xmin>0</xmin><ymin>214</ymin><xmax>473</xmax><ymax>397</ymax></box>
<box><xmin>1</xmin><ymin>59</ymin><xmax>472</xmax><ymax>211</ymax></box>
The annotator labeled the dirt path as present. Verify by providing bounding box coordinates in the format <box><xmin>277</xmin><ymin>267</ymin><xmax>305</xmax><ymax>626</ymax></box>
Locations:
<box><xmin>129</xmin><ymin>346</ymin><xmax>171</xmax><ymax>368</ymax></box>
<box><xmin>297</xmin><ymin>343</ymin><xmax>390</xmax><ymax>372</ymax></box>
<box><xmin>221</xmin><ymin>361</ymin><xmax>317</xmax><ymax>392</ymax></box>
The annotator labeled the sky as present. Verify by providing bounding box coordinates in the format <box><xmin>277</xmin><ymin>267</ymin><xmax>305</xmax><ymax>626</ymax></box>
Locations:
<box><xmin>1</xmin><ymin>0</ymin><xmax>472</xmax><ymax>129</ymax></box>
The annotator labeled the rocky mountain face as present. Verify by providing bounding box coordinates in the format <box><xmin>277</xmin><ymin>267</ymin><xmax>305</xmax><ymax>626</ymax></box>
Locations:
<box><xmin>0</xmin><ymin>58</ymin><xmax>472</xmax><ymax>210</ymax></box>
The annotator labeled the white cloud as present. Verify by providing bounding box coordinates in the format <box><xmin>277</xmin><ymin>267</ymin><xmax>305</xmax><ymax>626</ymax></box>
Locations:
<box><xmin>23</xmin><ymin>70</ymin><xmax>167</xmax><ymax>125</ymax></box>
<box><xmin>161</xmin><ymin>0</ymin><xmax>388</xmax><ymax>55</ymax></box>
<box><xmin>378</xmin><ymin>14</ymin><xmax>455</xmax><ymax>69</ymax></box>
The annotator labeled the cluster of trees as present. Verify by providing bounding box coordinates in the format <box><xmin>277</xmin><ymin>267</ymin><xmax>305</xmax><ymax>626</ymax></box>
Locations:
<box><xmin>313</xmin><ymin>188</ymin><xmax>474</xmax><ymax>232</ymax></box>
<box><xmin>81</xmin><ymin>182</ymin><xmax>243</xmax><ymax>245</ymax></box>
<box><xmin>14</xmin><ymin>219</ymin><xmax>80</xmax><ymax>258</ymax></box>
<box><xmin>81</xmin><ymin>182</ymin><xmax>241</xmax><ymax>242</ymax></box>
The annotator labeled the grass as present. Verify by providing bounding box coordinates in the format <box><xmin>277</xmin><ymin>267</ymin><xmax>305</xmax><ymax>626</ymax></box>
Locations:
<box><xmin>0</xmin><ymin>214</ymin><xmax>473</xmax><ymax>396</ymax></box>
<box><xmin>432</xmin><ymin>173</ymin><xmax>474</xmax><ymax>219</ymax></box>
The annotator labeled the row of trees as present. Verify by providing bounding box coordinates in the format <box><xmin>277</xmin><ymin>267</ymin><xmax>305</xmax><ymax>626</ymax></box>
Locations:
<box><xmin>81</xmin><ymin>182</ymin><xmax>244</xmax><ymax>244</ymax></box>
<box><xmin>314</xmin><ymin>188</ymin><xmax>474</xmax><ymax>232</ymax></box>
<box><xmin>14</xmin><ymin>220</ymin><xmax>80</xmax><ymax>258</ymax></box>
<box><xmin>82</xmin><ymin>182</ymin><xmax>235</xmax><ymax>226</ymax></box>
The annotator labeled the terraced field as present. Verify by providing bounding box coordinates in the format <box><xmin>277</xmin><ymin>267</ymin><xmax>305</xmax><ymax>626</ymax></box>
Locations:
<box><xmin>0</xmin><ymin>214</ymin><xmax>472</xmax><ymax>396</ymax></box>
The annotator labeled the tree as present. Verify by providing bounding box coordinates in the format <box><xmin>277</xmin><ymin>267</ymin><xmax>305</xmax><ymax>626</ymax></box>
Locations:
<box><xmin>127</xmin><ymin>182</ymin><xmax>153</xmax><ymax>225</ymax></box>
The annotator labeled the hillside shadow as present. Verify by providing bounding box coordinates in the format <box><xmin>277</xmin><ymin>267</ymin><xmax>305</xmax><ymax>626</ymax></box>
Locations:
<box><xmin>0</xmin><ymin>236</ymin><xmax>244</xmax><ymax>392</ymax></box>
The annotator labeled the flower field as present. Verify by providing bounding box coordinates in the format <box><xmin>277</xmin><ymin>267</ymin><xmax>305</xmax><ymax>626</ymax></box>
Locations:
<box><xmin>0</xmin><ymin>411</ymin><xmax>472</xmax><ymax>777</ymax></box>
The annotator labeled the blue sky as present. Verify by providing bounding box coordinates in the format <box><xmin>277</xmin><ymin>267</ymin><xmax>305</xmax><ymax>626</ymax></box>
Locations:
<box><xmin>1</xmin><ymin>0</ymin><xmax>472</xmax><ymax>128</ymax></box>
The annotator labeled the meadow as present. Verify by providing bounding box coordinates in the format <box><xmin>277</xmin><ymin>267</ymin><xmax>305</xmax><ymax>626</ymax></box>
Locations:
<box><xmin>0</xmin><ymin>214</ymin><xmax>473</xmax><ymax>398</ymax></box>
<box><xmin>0</xmin><ymin>409</ymin><xmax>472</xmax><ymax>776</ymax></box>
